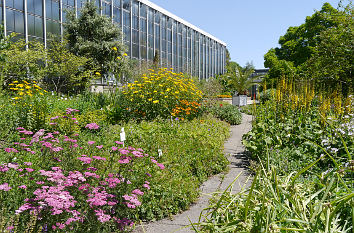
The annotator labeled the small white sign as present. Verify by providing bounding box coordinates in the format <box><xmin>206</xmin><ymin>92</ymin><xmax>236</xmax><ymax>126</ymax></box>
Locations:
<box><xmin>120</xmin><ymin>127</ymin><xmax>126</xmax><ymax>142</ymax></box>
<box><xmin>158</xmin><ymin>149</ymin><xmax>163</xmax><ymax>158</ymax></box>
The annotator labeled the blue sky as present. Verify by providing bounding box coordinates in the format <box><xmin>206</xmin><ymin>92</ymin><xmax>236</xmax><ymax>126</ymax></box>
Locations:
<box><xmin>149</xmin><ymin>0</ymin><xmax>341</xmax><ymax>69</ymax></box>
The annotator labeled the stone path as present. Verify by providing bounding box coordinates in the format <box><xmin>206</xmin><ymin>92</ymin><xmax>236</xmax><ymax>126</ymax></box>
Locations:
<box><xmin>133</xmin><ymin>113</ymin><xmax>253</xmax><ymax>233</ymax></box>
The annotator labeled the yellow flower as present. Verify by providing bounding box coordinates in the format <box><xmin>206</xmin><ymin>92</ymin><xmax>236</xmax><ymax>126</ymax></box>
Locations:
<box><xmin>153</xmin><ymin>100</ymin><xmax>159</xmax><ymax>104</ymax></box>
<box><xmin>148</xmin><ymin>98</ymin><xmax>153</xmax><ymax>101</ymax></box>
<box><xmin>19</xmin><ymin>92</ymin><xmax>24</xmax><ymax>96</ymax></box>
<box><xmin>112</xmin><ymin>47</ymin><xmax>117</xmax><ymax>51</ymax></box>
<box><xmin>39</xmin><ymin>92</ymin><xmax>44</xmax><ymax>95</ymax></box>
<box><xmin>95</xmin><ymin>72</ymin><xmax>101</xmax><ymax>76</ymax></box>
<box><xmin>123</xmin><ymin>53</ymin><xmax>128</xmax><ymax>56</ymax></box>
<box><xmin>117</xmin><ymin>57</ymin><xmax>121</xmax><ymax>60</ymax></box>
<box><xmin>13</xmin><ymin>81</ymin><xmax>18</xmax><ymax>83</ymax></box>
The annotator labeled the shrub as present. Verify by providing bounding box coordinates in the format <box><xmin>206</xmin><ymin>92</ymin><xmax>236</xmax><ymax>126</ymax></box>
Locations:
<box><xmin>210</xmin><ymin>103</ymin><xmax>242</xmax><ymax>125</ymax></box>
<box><xmin>121</xmin><ymin>68</ymin><xmax>203</xmax><ymax>121</ymax></box>
<box><xmin>7</xmin><ymin>80</ymin><xmax>50</xmax><ymax>131</ymax></box>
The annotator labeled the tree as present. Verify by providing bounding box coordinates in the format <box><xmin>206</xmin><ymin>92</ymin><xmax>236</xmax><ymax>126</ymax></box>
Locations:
<box><xmin>264</xmin><ymin>3</ymin><xmax>339</xmax><ymax>81</ymax></box>
<box><xmin>65</xmin><ymin>1</ymin><xmax>128</xmax><ymax>80</ymax></box>
<box><xmin>44</xmin><ymin>39</ymin><xmax>96</xmax><ymax>94</ymax></box>
<box><xmin>0</xmin><ymin>40</ymin><xmax>47</xmax><ymax>87</ymax></box>
<box><xmin>304</xmin><ymin>4</ymin><xmax>353</xmax><ymax>93</ymax></box>
<box><xmin>223</xmin><ymin>66</ymin><xmax>259</xmax><ymax>95</ymax></box>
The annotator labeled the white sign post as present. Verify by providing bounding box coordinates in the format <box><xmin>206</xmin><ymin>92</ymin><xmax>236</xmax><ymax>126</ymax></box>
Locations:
<box><xmin>120</xmin><ymin>127</ymin><xmax>126</xmax><ymax>147</ymax></box>
<box><xmin>158</xmin><ymin>149</ymin><xmax>163</xmax><ymax>158</ymax></box>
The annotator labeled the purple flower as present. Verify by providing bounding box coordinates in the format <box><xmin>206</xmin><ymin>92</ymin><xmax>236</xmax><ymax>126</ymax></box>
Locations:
<box><xmin>132</xmin><ymin>189</ymin><xmax>144</xmax><ymax>196</ymax></box>
<box><xmin>85</xmin><ymin>123</ymin><xmax>99</xmax><ymax>130</ymax></box>
<box><xmin>0</xmin><ymin>183</ymin><xmax>12</xmax><ymax>191</ymax></box>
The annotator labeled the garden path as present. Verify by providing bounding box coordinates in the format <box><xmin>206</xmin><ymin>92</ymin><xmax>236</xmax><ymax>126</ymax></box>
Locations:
<box><xmin>133</xmin><ymin>113</ymin><xmax>253</xmax><ymax>233</ymax></box>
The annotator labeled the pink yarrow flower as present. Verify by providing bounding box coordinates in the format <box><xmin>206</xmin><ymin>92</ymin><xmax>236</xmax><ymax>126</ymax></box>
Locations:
<box><xmin>0</xmin><ymin>183</ymin><xmax>12</xmax><ymax>191</ymax></box>
<box><xmin>85</xmin><ymin>123</ymin><xmax>99</xmax><ymax>130</ymax></box>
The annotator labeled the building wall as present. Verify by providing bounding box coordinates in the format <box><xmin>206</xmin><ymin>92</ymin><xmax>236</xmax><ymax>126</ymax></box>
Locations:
<box><xmin>1</xmin><ymin>0</ymin><xmax>226</xmax><ymax>80</ymax></box>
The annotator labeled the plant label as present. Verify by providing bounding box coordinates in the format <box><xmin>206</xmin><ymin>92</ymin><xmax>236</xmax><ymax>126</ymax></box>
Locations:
<box><xmin>120</xmin><ymin>128</ymin><xmax>126</xmax><ymax>142</ymax></box>
<box><xmin>158</xmin><ymin>149</ymin><xmax>163</xmax><ymax>157</ymax></box>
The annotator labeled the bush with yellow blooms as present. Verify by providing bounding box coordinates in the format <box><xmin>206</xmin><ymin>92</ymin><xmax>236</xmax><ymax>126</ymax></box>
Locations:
<box><xmin>121</xmin><ymin>68</ymin><xmax>203</xmax><ymax>120</ymax></box>
<box><xmin>8</xmin><ymin>80</ymin><xmax>49</xmax><ymax>130</ymax></box>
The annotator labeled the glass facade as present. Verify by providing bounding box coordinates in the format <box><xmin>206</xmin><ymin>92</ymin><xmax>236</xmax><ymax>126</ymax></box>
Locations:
<box><xmin>1</xmin><ymin>0</ymin><xmax>226</xmax><ymax>79</ymax></box>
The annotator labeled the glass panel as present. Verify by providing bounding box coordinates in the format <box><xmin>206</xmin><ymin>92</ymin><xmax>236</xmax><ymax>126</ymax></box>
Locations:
<box><xmin>140</xmin><ymin>18</ymin><xmax>146</xmax><ymax>32</ymax></box>
<box><xmin>140</xmin><ymin>32</ymin><xmax>146</xmax><ymax>46</ymax></box>
<box><xmin>46</xmin><ymin>19</ymin><xmax>60</xmax><ymax>35</ymax></box>
<box><xmin>148</xmin><ymin>35</ymin><xmax>153</xmax><ymax>48</ymax></box>
<box><xmin>132</xmin><ymin>43</ymin><xmax>139</xmax><ymax>58</ymax></box>
<box><xmin>132</xmin><ymin>16</ymin><xmax>138</xmax><ymax>29</ymax></box>
<box><xmin>141</xmin><ymin>45</ymin><xmax>146</xmax><ymax>59</ymax></box>
<box><xmin>113</xmin><ymin>0</ymin><xmax>121</xmax><ymax>8</ymax></box>
<box><xmin>35</xmin><ymin>16</ymin><xmax>43</xmax><ymax>37</ymax></box>
<box><xmin>123</xmin><ymin>11</ymin><xmax>130</xmax><ymax>27</ymax></box>
<box><xmin>28</xmin><ymin>0</ymin><xmax>43</xmax><ymax>16</ymax></box>
<box><xmin>123</xmin><ymin>26</ymin><xmax>130</xmax><ymax>42</ymax></box>
<box><xmin>132</xmin><ymin>29</ymin><xmax>138</xmax><ymax>44</ymax></box>
<box><xmin>132</xmin><ymin>0</ymin><xmax>138</xmax><ymax>16</ymax></box>
<box><xmin>6</xmin><ymin>9</ymin><xmax>14</xmax><ymax>32</ymax></box>
<box><xmin>103</xmin><ymin>2</ymin><xmax>112</xmax><ymax>17</ymax></box>
<box><xmin>113</xmin><ymin>8</ymin><xmax>121</xmax><ymax>23</ymax></box>
<box><xmin>14</xmin><ymin>0</ymin><xmax>24</xmax><ymax>11</ymax></box>
<box><xmin>14</xmin><ymin>10</ymin><xmax>24</xmax><ymax>34</ymax></box>
<box><xmin>154</xmin><ymin>12</ymin><xmax>160</xmax><ymax>23</ymax></box>
<box><xmin>140</xmin><ymin>4</ymin><xmax>146</xmax><ymax>18</ymax></box>
<box><xmin>123</xmin><ymin>0</ymin><xmax>130</xmax><ymax>10</ymax></box>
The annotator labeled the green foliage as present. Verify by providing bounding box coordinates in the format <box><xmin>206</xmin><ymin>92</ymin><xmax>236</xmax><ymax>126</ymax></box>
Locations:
<box><xmin>0</xmin><ymin>40</ymin><xmax>47</xmax><ymax>85</ymax></box>
<box><xmin>101</xmin><ymin>115</ymin><xmax>230</xmax><ymax>220</ymax></box>
<box><xmin>222</xmin><ymin>66</ymin><xmax>259</xmax><ymax>95</ymax></box>
<box><xmin>263</xmin><ymin>2</ymin><xmax>353</xmax><ymax>90</ymax></box>
<box><xmin>209</xmin><ymin>103</ymin><xmax>242</xmax><ymax>125</ymax></box>
<box><xmin>197</xmin><ymin>77</ymin><xmax>224</xmax><ymax>98</ymax></box>
<box><xmin>195</xmin><ymin>87</ymin><xmax>353</xmax><ymax>232</ymax></box>
<box><xmin>44</xmin><ymin>39</ymin><xmax>96</xmax><ymax>94</ymax></box>
<box><xmin>65</xmin><ymin>1</ymin><xmax>129</xmax><ymax>80</ymax></box>
<box><xmin>304</xmin><ymin>4</ymin><xmax>354</xmax><ymax>92</ymax></box>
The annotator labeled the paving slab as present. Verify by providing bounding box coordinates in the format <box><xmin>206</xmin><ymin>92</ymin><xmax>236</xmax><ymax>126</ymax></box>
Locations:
<box><xmin>133</xmin><ymin>113</ymin><xmax>253</xmax><ymax>233</ymax></box>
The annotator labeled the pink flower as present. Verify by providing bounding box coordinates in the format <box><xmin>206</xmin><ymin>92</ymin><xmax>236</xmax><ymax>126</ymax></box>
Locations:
<box><xmin>17</xmin><ymin>127</ymin><xmax>25</xmax><ymax>130</ymax></box>
<box><xmin>4</xmin><ymin>148</ymin><xmax>18</xmax><ymax>153</ymax></box>
<box><xmin>132</xmin><ymin>189</ymin><xmax>144</xmax><ymax>196</ymax></box>
<box><xmin>36</xmin><ymin>181</ymin><xmax>45</xmax><ymax>185</ymax></box>
<box><xmin>52</xmin><ymin>147</ymin><xmax>63</xmax><ymax>152</ymax></box>
<box><xmin>24</xmin><ymin>162</ymin><xmax>32</xmax><ymax>166</ymax></box>
<box><xmin>94</xmin><ymin>209</ymin><xmax>111</xmax><ymax>223</ymax></box>
<box><xmin>15</xmin><ymin>203</ymin><xmax>32</xmax><ymax>214</ymax></box>
<box><xmin>87</xmin><ymin>141</ymin><xmax>96</xmax><ymax>145</ymax></box>
<box><xmin>19</xmin><ymin>185</ymin><xmax>27</xmax><ymax>189</ymax></box>
<box><xmin>85</xmin><ymin>123</ymin><xmax>99</xmax><ymax>130</ymax></box>
<box><xmin>119</xmin><ymin>149</ymin><xmax>130</xmax><ymax>155</ymax></box>
<box><xmin>111</xmin><ymin>146</ymin><xmax>118</xmax><ymax>151</ymax></box>
<box><xmin>77</xmin><ymin>157</ymin><xmax>92</xmax><ymax>164</ymax></box>
<box><xmin>115</xmin><ymin>141</ymin><xmax>124</xmax><ymax>145</ymax></box>
<box><xmin>7</xmin><ymin>226</ymin><xmax>14</xmax><ymax>231</ymax></box>
<box><xmin>143</xmin><ymin>184</ymin><xmax>150</xmax><ymax>190</ymax></box>
<box><xmin>8</xmin><ymin>163</ymin><xmax>19</xmax><ymax>169</ymax></box>
<box><xmin>157</xmin><ymin>163</ymin><xmax>165</xmax><ymax>170</ymax></box>
<box><xmin>92</xmin><ymin>156</ymin><xmax>106</xmax><ymax>161</ymax></box>
<box><xmin>96</xmin><ymin>145</ymin><xmax>103</xmax><ymax>149</ymax></box>
<box><xmin>0</xmin><ymin>183</ymin><xmax>12</xmax><ymax>191</ymax></box>
<box><xmin>50</xmin><ymin>116</ymin><xmax>59</xmax><ymax>121</ymax></box>
<box><xmin>25</xmin><ymin>168</ymin><xmax>34</xmax><ymax>172</ymax></box>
